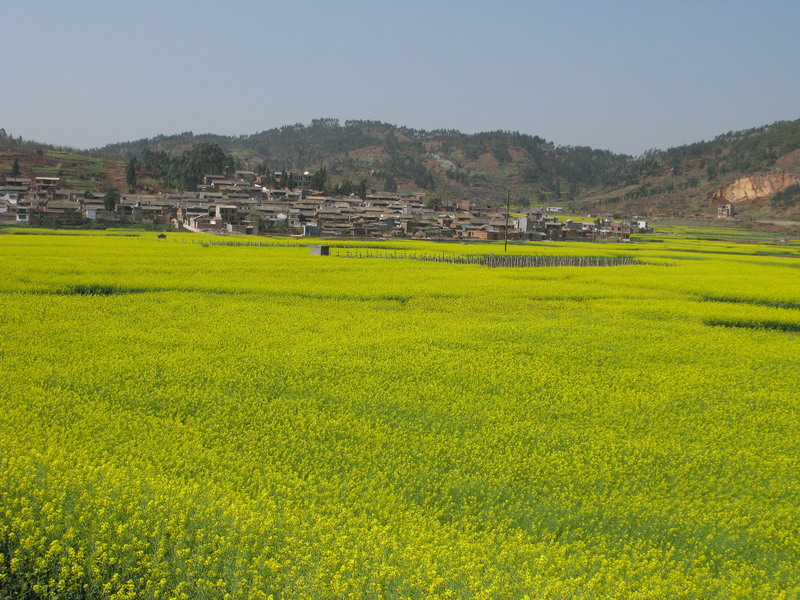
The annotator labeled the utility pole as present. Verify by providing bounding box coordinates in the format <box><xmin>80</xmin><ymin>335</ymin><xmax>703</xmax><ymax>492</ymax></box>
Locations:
<box><xmin>504</xmin><ymin>189</ymin><xmax>510</xmax><ymax>253</ymax></box>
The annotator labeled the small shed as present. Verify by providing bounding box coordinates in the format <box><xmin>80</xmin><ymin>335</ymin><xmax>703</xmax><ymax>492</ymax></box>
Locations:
<box><xmin>309</xmin><ymin>245</ymin><xmax>329</xmax><ymax>256</ymax></box>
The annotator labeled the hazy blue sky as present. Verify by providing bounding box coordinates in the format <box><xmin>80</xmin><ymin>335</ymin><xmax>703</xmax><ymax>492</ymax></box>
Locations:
<box><xmin>4</xmin><ymin>0</ymin><xmax>799</xmax><ymax>155</ymax></box>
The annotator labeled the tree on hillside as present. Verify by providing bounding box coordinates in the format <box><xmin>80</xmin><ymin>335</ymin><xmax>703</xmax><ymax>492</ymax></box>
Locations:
<box><xmin>11</xmin><ymin>158</ymin><xmax>20</xmax><ymax>177</ymax></box>
<box><xmin>103</xmin><ymin>188</ymin><xmax>120</xmax><ymax>211</ymax></box>
<box><xmin>175</xmin><ymin>142</ymin><xmax>234</xmax><ymax>190</ymax></box>
<box><xmin>126</xmin><ymin>158</ymin><xmax>138</xmax><ymax>188</ymax></box>
<box><xmin>310</xmin><ymin>167</ymin><xmax>328</xmax><ymax>190</ymax></box>
<box><xmin>357</xmin><ymin>178</ymin><xmax>367</xmax><ymax>200</ymax></box>
<box><xmin>424</xmin><ymin>193</ymin><xmax>442</xmax><ymax>211</ymax></box>
<box><xmin>335</xmin><ymin>179</ymin><xmax>354</xmax><ymax>197</ymax></box>
<box><xmin>568</xmin><ymin>182</ymin><xmax>580</xmax><ymax>200</ymax></box>
<box><xmin>383</xmin><ymin>175</ymin><xmax>397</xmax><ymax>193</ymax></box>
<box><xmin>136</xmin><ymin>143</ymin><xmax>234</xmax><ymax>190</ymax></box>
<box><xmin>771</xmin><ymin>183</ymin><xmax>800</xmax><ymax>208</ymax></box>
<box><xmin>384</xmin><ymin>131</ymin><xmax>399</xmax><ymax>154</ymax></box>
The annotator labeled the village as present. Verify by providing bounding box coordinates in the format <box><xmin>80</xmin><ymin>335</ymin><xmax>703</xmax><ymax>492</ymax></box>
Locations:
<box><xmin>0</xmin><ymin>170</ymin><xmax>653</xmax><ymax>240</ymax></box>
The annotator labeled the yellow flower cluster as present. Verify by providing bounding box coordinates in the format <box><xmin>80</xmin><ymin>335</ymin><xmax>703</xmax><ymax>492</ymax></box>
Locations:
<box><xmin>0</xmin><ymin>230</ymin><xmax>798</xmax><ymax>598</ymax></box>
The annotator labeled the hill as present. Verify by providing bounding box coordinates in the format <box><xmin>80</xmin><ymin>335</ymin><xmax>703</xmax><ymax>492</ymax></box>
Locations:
<box><xmin>93</xmin><ymin>120</ymin><xmax>631</xmax><ymax>207</ymax></box>
<box><xmin>93</xmin><ymin>118</ymin><xmax>800</xmax><ymax>219</ymax></box>
<box><xmin>583</xmin><ymin>120</ymin><xmax>800</xmax><ymax>220</ymax></box>
<box><xmin>3</xmin><ymin>119</ymin><xmax>800</xmax><ymax>220</ymax></box>
<box><xmin>0</xmin><ymin>130</ymin><xmax>127</xmax><ymax>193</ymax></box>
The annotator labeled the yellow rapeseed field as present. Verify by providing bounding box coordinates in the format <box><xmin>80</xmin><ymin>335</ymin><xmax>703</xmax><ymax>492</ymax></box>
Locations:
<box><xmin>0</xmin><ymin>229</ymin><xmax>798</xmax><ymax>599</ymax></box>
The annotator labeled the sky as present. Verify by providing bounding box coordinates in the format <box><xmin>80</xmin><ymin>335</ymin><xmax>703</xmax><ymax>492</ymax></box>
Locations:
<box><xmin>3</xmin><ymin>0</ymin><xmax>799</xmax><ymax>156</ymax></box>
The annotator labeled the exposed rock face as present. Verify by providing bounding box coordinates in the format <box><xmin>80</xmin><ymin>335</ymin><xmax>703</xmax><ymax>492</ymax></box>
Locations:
<box><xmin>710</xmin><ymin>171</ymin><xmax>798</xmax><ymax>203</ymax></box>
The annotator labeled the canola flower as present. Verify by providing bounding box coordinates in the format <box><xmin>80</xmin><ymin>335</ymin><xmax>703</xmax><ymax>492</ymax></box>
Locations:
<box><xmin>0</xmin><ymin>229</ymin><xmax>798</xmax><ymax>599</ymax></box>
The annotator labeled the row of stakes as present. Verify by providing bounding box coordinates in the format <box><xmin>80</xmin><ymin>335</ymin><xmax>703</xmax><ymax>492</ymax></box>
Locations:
<box><xmin>336</xmin><ymin>250</ymin><xmax>647</xmax><ymax>267</ymax></box>
<box><xmin>158</xmin><ymin>237</ymin><xmax>650</xmax><ymax>267</ymax></box>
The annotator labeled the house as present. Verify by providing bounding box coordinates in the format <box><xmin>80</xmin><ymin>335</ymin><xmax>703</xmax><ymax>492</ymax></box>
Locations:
<box><xmin>139</xmin><ymin>204</ymin><xmax>176</xmax><ymax>225</ymax></box>
<box><xmin>176</xmin><ymin>202</ymin><xmax>212</xmax><ymax>222</ymax></box>
<box><xmin>0</xmin><ymin>193</ymin><xmax>20</xmax><ymax>218</ymax></box>
<box><xmin>15</xmin><ymin>203</ymin><xmax>40</xmax><ymax>224</ymax></box>
<box><xmin>188</xmin><ymin>214</ymin><xmax>224</xmax><ymax>231</ymax></box>
<box><xmin>516</xmin><ymin>215</ymin><xmax>550</xmax><ymax>234</ymax></box>
<box><xmin>207</xmin><ymin>179</ymin><xmax>238</xmax><ymax>190</ymax></box>
<box><xmin>550</xmin><ymin>220</ymin><xmax>590</xmax><ymax>240</ymax></box>
<box><xmin>607</xmin><ymin>221</ymin><xmax>633</xmax><ymax>240</ymax></box>
<box><xmin>366</xmin><ymin>193</ymin><xmax>401</xmax><ymax>203</ymax></box>
<box><xmin>303</xmin><ymin>223</ymin><xmax>321</xmax><ymax>237</ymax></box>
<box><xmin>457</xmin><ymin>200</ymin><xmax>473</xmax><ymax>211</ymax></box>
<box><xmin>3</xmin><ymin>177</ymin><xmax>31</xmax><ymax>192</ymax></box>
<box><xmin>717</xmin><ymin>204</ymin><xmax>735</xmax><ymax>218</ymax></box>
<box><xmin>34</xmin><ymin>177</ymin><xmax>61</xmax><ymax>192</ymax></box>
<box><xmin>291</xmin><ymin>171</ymin><xmax>312</xmax><ymax>188</ymax></box>
<box><xmin>203</xmin><ymin>174</ymin><xmax>227</xmax><ymax>186</ymax></box>
<box><xmin>226</xmin><ymin>222</ymin><xmax>257</xmax><ymax>235</ymax></box>
<box><xmin>84</xmin><ymin>206</ymin><xmax>116</xmax><ymax>221</ymax></box>
<box><xmin>212</xmin><ymin>204</ymin><xmax>239</xmax><ymax>224</ymax></box>
<box><xmin>235</xmin><ymin>170</ymin><xmax>257</xmax><ymax>183</ymax></box>
<box><xmin>464</xmin><ymin>226</ymin><xmax>500</xmax><ymax>241</ymax></box>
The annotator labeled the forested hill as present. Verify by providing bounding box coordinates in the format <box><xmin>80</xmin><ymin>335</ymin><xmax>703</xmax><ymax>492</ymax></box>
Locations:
<box><xmin>4</xmin><ymin>118</ymin><xmax>798</xmax><ymax>219</ymax></box>
<box><xmin>595</xmin><ymin>119</ymin><xmax>800</xmax><ymax>219</ymax></box>
<box><xmin>94</xmin><ymin>120</ymin><xmax>630</xmax><ymax>202</ymax></box>
<box><xmin>93</xmin><ymin>118</ymin><xmax>800</xmax><ymax>218</ymax></box>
